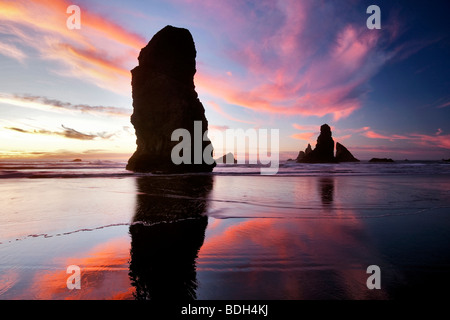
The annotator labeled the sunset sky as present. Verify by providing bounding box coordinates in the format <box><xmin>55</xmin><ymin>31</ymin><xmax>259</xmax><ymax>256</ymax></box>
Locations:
<box><xmin>0</xmin><ymin>0</ymin><xmax>449</xmax><ymax>160</ymax></box>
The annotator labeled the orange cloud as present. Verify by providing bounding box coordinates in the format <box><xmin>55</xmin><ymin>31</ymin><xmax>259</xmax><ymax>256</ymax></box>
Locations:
<box><xmin>0</xmin><ymin>0</ymin><xmax>146</xmax><ymax>94</ymax></box>
<box><xmin>291</xmin><ymin>132</ymin><xmax>316</xmax><ymax>141</ymax></box>
<box><xmin>55</xmin><ymin>43</ymin><xmax>131</xmax><ymax>78</ymax></box>
<box><xmin>1</xmin><ymin>0</ymin><xmax>145</xmax><ymax>49</ymax></box>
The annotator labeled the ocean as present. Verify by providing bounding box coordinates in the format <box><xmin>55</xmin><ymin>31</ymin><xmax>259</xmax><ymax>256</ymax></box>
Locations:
<box><xmin>1</xmin><ymin>160</ymin><xmax>450</xmax><ymax>300</ymax></box>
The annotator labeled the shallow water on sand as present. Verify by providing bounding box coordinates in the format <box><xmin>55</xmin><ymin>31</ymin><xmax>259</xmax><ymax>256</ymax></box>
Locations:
<box><xmin>1</xmin><ymin>161</ymin><xmax>450</xmax><ymax>299</ymax></box>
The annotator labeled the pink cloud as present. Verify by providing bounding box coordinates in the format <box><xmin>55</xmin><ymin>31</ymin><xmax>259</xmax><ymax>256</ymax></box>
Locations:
<box><xmin>334</xmin><ymin>134</ymin><xmax>352</xmax><ymax>142</ymax></box>
<box><xmin>364</xmin><ymin>131</ymin><xmax>409</xmax><ymax>140</ymax></box>
<box><xmin>190</xmin><ymin>1</ymin><xmax>397</xmax><ymax>122</ymax></box>
<box><xmin>364</xmin><ymin>130</ymin><xmax>450</xmax><ymax>150</ymax></box>
<box><xmin>409</xmin><ymin>133</ymin><xmax>450</xmax><ymax>149</ymax></box>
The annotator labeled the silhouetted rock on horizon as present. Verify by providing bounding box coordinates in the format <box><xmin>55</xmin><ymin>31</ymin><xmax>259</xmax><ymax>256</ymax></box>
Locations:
<box><xmin>296</xmin><ymin>125</ymin><xmax>360</xmax><ymax>163</ymax></box>
<box><xmin>369</xmin><ymin>158</ymin><xmax>394</xmax><ymax>163</ymax></box>
<box><xmin>215</xmin><ymin>152</ymin><xmax>237</xmax><ymax>164</ymax></box>
<box><xmin>296</xmin><ymin>143</ymin><xmax>312</xmax><ymax>162</ymax></box>
<box><xmin>126</xmin><ymin>25</ymin><xmax>215</xmax><ymax>173</ymax></box>
<box><xmin>296</xmin><ymin>151</ymin><xmax>305</xmax><ymax>162</ymax></box>
<box><xmin>335</xmin><ymin>142</ymin><xmax>359</xmax><ymax>162</ymax></box>
<box><xmin>297</xmin><ymin>125</ymin><xmax>335</xmax><ymax>163</ymax></box>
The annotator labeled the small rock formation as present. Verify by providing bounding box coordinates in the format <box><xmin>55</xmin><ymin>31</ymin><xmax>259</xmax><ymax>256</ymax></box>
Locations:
<box><xmin>297</xmin><ymin>143</ymin><xmax>312</xmax><ymax>162</ymax></box>
<box><xmin>72</xmin><ymin>159</ymin><xmax>82</xmax><ymax>162</ymax></box>
<box><xmin>126</xmin><ymin>25</ymin><xmax>215</xmax><ymax>173</ymax></box>
<box><xmin>305</xmin><ymin>143</ymin><xmax>313</xmax><ymax>155</ymax></box>
<box><xmin>335</xmin><ymin>142</ymin><xmax>359</xmax><ymax>162</ymax></box>
<box><xmin>215</xmin><ymin>152</ymin><xmax>237</xmax><ymax>164</ymax></box>
<box><xmin>297</xmin><ymin>124</ymin><xmax>359</xmax><ymax>163</ymax></box>
<box><xmin>369</xmin><ymin>158</ymin><xmax>394</xmax><ymax>163</ymax></box>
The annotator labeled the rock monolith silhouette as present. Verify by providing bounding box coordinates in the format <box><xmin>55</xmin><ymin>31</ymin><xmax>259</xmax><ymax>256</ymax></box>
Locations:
<box><xmin>126</xmin><ymin>25</ymin><xmax>215</xmax><ymax>173</ymax></box>
<box><xmin>297</xmin><ymin>124</ymin><xmax>335</xmax><ymax>163</ymax></box>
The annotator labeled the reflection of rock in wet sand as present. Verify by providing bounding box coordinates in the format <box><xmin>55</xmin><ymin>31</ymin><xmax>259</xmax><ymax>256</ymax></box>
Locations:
<box><xmin>129</xmin><ymin>175</ymin><xmax>213</xmax><ymax>300</ymax></box>
<box><xmin>319</xmin><ymin>177</ymin><xmax>334</xmax><ymax>206</ymax></box>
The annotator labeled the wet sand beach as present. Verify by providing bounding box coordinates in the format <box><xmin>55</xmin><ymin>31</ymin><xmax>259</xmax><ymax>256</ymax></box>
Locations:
<box><xmin>1</xmin><ymin>161</ymin><xmax>450</xmax><ymax>299</ymax></box>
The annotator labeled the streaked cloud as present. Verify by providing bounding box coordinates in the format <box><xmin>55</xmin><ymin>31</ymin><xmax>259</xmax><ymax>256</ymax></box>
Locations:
<box><xmin>0</xmin><ymin>0</ymin><xmax>146</xmax><ymax>94</ymax></box>
<box><xmin>363</xmin><ymin>130</ymin><xmax>409</xmax><ymax>140</ymax></box>
<box><xmin>0</xmin><ymin>93</ymin><xmax>131</xmax><ymax>117</ymax></box>
<box><xmin>0</xmin><ymin>41</ymin><xmax>26</xmax><ymax>62</ymax></box>
<box><xmin>364</xmin><ymin>129</ymin><xmax>450</xmax><ymax>150</ymax></box>
<box><xmin>436</xmin><ymin>101</ymin><xmax>450</xmax><ymax>109</ymax></box>
<box><xmin>4</xmin><ymin>124</ymin><xmax>117</xmax><ymax>141</ymax></box>
<box><xmin>191</xmin><ymin>1</ymin><xmax>403</xmax><ymax>121</ymax></box>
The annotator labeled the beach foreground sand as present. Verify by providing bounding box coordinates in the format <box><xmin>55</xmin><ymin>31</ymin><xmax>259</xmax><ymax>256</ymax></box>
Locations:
<box><xmin>1</xmin><ymin>161</ymin><xmax>450</xmax><ymax>299</ymax></box>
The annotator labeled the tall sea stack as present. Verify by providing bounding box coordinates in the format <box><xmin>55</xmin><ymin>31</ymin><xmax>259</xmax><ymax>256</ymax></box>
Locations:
<box><xmin>126</xmin><ymin>25</ymin><xmax>215</xmax><ymax>173</ymax></box>
<box><xmin>298</xmin><ymin>124</ymin><xmax>335</xmax><ymax>163</ymax></box>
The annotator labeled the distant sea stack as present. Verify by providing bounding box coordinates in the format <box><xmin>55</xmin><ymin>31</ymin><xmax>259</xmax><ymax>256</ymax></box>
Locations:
<box><xmin>296</xmin><ymin>124</ymin><xmax>359</xmax><ymax>163</ymax></box>
<box><xmin>126</xmin><ymin>25</ymin><xmax>215</xmax><ymax>173</ymax></box>
<box><xmin>369</xmin><ymin>158</ymin><xmax>394</xmax><ymax>163</ymax></box>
